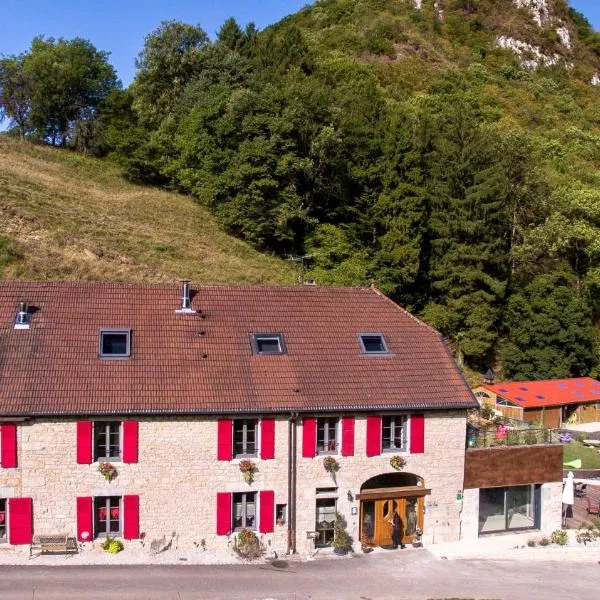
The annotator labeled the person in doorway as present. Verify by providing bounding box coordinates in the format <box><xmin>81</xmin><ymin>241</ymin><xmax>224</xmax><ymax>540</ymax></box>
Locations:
<box><xmin>390</xmin><ymin>509</ymin><xmax>405</xmax><ymax>549</ymax></box>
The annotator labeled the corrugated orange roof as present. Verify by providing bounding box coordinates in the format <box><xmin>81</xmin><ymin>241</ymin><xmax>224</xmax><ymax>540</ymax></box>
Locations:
<box><xmin>0</xmin><ymin>281</ymin><xmax>477</xmax><ymax>416</ymax></box>
<box><xmin>481</xmin><ymin>378</ymin><xmax>600</xmax><ymax>409</ymax></box>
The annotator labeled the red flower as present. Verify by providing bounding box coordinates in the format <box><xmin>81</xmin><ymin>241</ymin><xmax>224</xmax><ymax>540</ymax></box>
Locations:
<box><xmin>98</xmin><ymin>507</ymin><xmax>107</xmax><ymax>520</ymax></box>
<box><xmin>110</xmin><ymin>508</ymin><xmax>120</xmax><ymax>519</ymax></box>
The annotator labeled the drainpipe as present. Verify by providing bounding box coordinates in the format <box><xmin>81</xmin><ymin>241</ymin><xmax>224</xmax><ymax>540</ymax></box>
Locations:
<box><xmin>287</xmin><ymin>412</ymin><xmax>298</xmax><ymax>554</ymax></box>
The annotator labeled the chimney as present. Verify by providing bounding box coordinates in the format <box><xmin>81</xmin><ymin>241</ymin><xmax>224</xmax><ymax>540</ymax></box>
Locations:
<box><xmin>176</xmin><ymin>281</ymin><xmax>196</xmax><ymax>314</ymax></box>
<box><xmin>14</xmin><ymin>301</ymin><xmax>31</xmax><ymax>329</ymax></box>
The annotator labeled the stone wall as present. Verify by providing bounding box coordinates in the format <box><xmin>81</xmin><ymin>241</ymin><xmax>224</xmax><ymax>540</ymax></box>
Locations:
<box><xmin>0</xmin><ymin>410</ymin><xmax>468</xmax><ymax>555</ymax></box>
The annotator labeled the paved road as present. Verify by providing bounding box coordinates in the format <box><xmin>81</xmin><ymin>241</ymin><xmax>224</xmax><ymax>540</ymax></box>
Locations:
<box><xmin>1</xmin><ymin>550</ymin><xmax>598</xmax><ymax>599</ymax></box>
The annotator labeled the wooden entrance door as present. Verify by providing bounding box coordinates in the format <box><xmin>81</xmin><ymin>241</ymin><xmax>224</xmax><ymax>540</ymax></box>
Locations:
<box><xmin>361</xmin><ymin>497</ymin><xmax>423</xmax><ymax>547</ymax></box>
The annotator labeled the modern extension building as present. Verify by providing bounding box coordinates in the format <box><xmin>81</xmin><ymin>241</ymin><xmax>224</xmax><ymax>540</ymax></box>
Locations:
<box><xmin>0</xmin><ymin>282</ymin><xmax>562</xmax><ymax>555</ymax></box>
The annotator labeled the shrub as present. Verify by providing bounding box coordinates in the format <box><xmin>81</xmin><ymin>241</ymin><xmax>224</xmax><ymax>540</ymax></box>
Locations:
<box><xmin>101</xmin><ymin>537</ymin><xmax>124</xmax><ymax>554</ymax></box>
<box><xmin>233</xmin><ymin>529</ymin><xmax>263</xmax><ymax>560</ymax></box>
<box><xmin>550</xmin><ymin>530</ymin><xmax>568</xmax><ymax>546</ymax></box>
<box><xmin>333</xmin><ymin>512</ymin><xmax>351</xmax><ymax>551</ymax></box>
<box><xmin>538</xmin><ymin>537</ymin><xmax>550</xmax><ymax>546</ymax></box>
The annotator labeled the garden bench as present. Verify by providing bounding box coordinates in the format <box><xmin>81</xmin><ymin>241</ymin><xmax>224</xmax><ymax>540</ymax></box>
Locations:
<box><xmin>30</xmin><ymin>534</ymin><xmax>77</xmax><ymax>558</ymax></box>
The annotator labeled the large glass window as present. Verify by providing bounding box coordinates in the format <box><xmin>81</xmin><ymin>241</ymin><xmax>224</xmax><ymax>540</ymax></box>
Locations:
<box><xmin>479</xmin><ymin>485</ymin><xmax>537</xmax><ymax>534</ymax></box>
<box><xmin>233</xmin><ymin>492</ymin><xmax>256</xmax><ymax>530</ymax></box>
<box><xmin>382</xmin><ymin>415</ymin><xmax>407</xmax><ymax>451</ymax></box>
<box><xmin>94</xmin><ymin>496</ymin><xmax>121</xmax><ymax>538</ymax></box>
<box><xmin>94</xmin><ymin>421</ymin><xmax>121</xmax><ymax>461</ymax></box>
<box><xmin>233</xmin><ymin>419</ymin><xmax>258</xmax><ymax>457</ymax></box>
<box><xmin>0</xmin><ymin>499</ymin><xmax>6</xmax><ymax>542</ymax></box>
<box><xmin>317</xmin><ymin>418</ymin><xmax>338</xmax><ymax>454</ymax></box>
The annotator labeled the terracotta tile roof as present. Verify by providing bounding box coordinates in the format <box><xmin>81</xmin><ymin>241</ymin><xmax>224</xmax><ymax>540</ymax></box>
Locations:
<box><xmin>482</xmin><ymin>378</ymin><xmax>600</xmax><ymax>409</ymax></box>
<box><xmin>0</xmin><ymin>282</ymin><xmax>476</xmax><ymax>416</ymax></box>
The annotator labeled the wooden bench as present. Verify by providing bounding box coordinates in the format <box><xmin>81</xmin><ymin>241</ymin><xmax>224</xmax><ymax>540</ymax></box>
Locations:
<box><xmin>30</xmin><ymin>534</ymin><xmax>77</xmax><ymax>558</ymax></box>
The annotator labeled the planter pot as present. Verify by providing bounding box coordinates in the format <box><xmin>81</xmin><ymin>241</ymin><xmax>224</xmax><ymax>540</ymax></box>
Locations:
<box><xmin>361</xmin><ymin>545</ymin><xmax>373</xmax><ymax>554</ymax></box>
<box><xmin>333</xmin><ymin>547</ymin><xmax>348</xmax><ymax>556</ymax></box>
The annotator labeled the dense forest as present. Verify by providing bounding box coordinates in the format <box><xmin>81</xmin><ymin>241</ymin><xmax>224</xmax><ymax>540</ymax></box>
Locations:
<box><xmin>2</xmin><ymin>0</ymin><xmax>600</xmax><ymax>381</ymax></box>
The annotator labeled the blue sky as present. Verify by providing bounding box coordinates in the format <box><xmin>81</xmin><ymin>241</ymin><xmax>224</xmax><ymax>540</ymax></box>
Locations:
<box><xmin>1</xmin><ymin>1</ymin><xmax>599</xmax><ymax>86</ymax></box>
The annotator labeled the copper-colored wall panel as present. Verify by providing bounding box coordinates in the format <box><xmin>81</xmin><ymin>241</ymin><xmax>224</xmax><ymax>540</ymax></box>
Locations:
<box><xmin>464</xmin><ymin>445</ymin><xmax>564</xmax><ymax>489</ymax></box>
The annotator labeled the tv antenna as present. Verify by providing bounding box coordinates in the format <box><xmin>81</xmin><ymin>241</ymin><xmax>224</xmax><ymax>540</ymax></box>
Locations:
<box><xmin>287</xmin><ymin>253</ymin><xmax>315</xmax><ymax>285</ymax></box>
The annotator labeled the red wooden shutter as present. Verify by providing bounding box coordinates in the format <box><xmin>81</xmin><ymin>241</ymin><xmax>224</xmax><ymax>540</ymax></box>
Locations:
<box><xmin>123</xmin><ymin>495</ymin><xmax>140</xmax><ymax>539</ymax></box>
<box><xmin>410</xmin><ymin>413</ymin><xmax>425</xmax><ymax>454</ymax></box>
<box><xmin>260</xmin><ymin>419</ymin><xmax>275</xmax><ymax>460</ymax></box>
<box><xmin>259</xmin><ymin>490</ymin><xmax>275</xmax><ymax>533</ymax></box>
<box><xmin>76</xmin><ymin>421</ymin><xmax>93</xmax><ymax>464</ymax></box>
<box><xmin>0</xmin><ymin>423</ymin><xmax>17</xmax><ymax>468</ymax></box>
<box><xmin>341</xmin><ymin>417</ymin><xmax>355</xmax><ymax>457</ymax></box>
<box><xmin>76</xmin><ymin>496</ymin><xmax>93</xmax><ymax>542</ymax></box>
<box><xmin>366</xmin><ymin>416</ymin><xmax>382</xmax><ymax>457</ymax></box>
<box><xmin>122</xmin><ymin>421</ymin><xmax>139</xmax><ymax>463</ymax></box>
<box><xmin>216</xmin><ymin>492</ymin><xmax>232</xmax><ymax>535</ymax></box>
<box><xmin>8</xmin><ymin>497</ymin><xmax>32</xmax><ymax>544</ymax></box>
<box><xmin>217</xmin><ymin>419</ymin><xmax>233</xmax><ymax>461</ymax></box>
<box><xmin>302</xmin><ymin>418</ymin><xmax>317</xmax><ymax>458</ymax></box>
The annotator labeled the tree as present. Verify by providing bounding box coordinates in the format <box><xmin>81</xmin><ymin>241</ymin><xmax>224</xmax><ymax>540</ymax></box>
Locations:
<box><xmin>23</xmin><ymin>37</ymin><xmax>118</xmax><ymax>145</ymax></box>
<box><xmin>0</xmin><ymin>54</ymin><xmax>31</xmax><ymax>139</ymax></box>
<box><xmin>133</xmin><ymin>21</ymin><xmax>208</xmax><ymax>128</ymax></box>
<box><xmin>501</xmin><ymin>273</ymin><xmax>597</xmax><ymax>380</ymax></box>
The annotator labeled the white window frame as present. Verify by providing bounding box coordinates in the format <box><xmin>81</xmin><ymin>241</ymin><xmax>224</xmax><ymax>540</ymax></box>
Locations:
<box><xmin>358</xmin><ymin>333</ymin><xmax>389</xmax><ymax>354</ymax></box>
<box><xmin>250</xmin><ymin>333</ymin><xmax>286</xmax><ymax>356</ymax></box>
<box><xmin>93</xmin><ymin>495</ymin><xmax>122</xmax><ymax>539</ymax></box>
<box><xmin>93</xmin><ymin>421</ymin><xmax>122</xmax><ymax>462</ymax></box>
<box><xmin>232</xmin><ymin>491</ymin><xmax>257</xmax><ymax>531</ymax></box>
<box><xmin>381</xmin><ymin>414</ymin><xmax>409</xmax><ymax>452</ymax></box>
<box><xmin>233</xmin><ymin>419</ymin><xmax>259</xmax><ymax>458</ymax></box>
<box><xmin>316</xmin><ymin>417</ymin><xmax>339</xmax><ymax>456</ymax></box>
<box><xmin>99</xmin><ymin>329</ymin><xmax>131</xmax><ymax>359</ymax></box>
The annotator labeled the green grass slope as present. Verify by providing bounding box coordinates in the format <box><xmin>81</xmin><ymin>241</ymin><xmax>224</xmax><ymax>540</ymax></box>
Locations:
<box><xmin>0</xmin><ymin>137</ymin><xmax>294</xmax><ymax>284</ymax></box>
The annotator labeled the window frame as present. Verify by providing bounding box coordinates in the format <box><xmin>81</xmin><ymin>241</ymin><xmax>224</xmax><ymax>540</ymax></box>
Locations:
<box><xmin>249</xmin><ymin>333</ymin><xmax>286</xmax><ymax>356</ymax></box>
<box><xmin>358</xmin><ymin>333</ymin><xmax>389</xmax><ymax>354</ymax></box>
<box><xmin>233</xmin><ymin>419</ymin><xmax>259</xmax><ymax>458</ymax></box>
<box><xmin>381</xmin><ymin>414</ymin><xmax>408</xmax><ymax>452</ymax></box>
<box><xmin>316</xmin><ymin>417</ymin><xmax>339</xmax><ymax>455</ymax></box>
<box><xmin>232</xmin><ymin>491</ymin><xmax>257</xmax><ymax>531</ymax></box>
<box><xmin>99</xmin><ymin>329</ymin><xmax>131</xmax><ymax>359</ymax></box>
<box><xmin>94</xmin><ymin>495</ymin><xmax>122</xmax><ymax>538</ymax></box>
<box><xmin>94</xmin><ymin>421</ymin><xmax>122</xmax><ymax>462</ymax></box>
<box><xmin>0</xmin><ymin>498</ymin><xmax>6</xmax><ymax>543</ymax></box>
<box><xmin>315</xmin><ymin>489</ymin><xmax>337</xmax><ymax>547</ymax></box>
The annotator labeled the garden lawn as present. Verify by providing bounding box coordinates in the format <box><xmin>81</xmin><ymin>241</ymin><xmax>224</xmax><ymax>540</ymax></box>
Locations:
<box><xmin>563</xmin><ymin>440</ymin><xmax>600</xmax><ymax>470</ymax></box>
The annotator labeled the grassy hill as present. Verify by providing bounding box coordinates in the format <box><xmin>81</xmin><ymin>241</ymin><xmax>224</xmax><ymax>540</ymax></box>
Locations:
<box><xmin>0</xmin><ymin>137</ymin><xmax>294</xmax><ymax>284</ymax></box>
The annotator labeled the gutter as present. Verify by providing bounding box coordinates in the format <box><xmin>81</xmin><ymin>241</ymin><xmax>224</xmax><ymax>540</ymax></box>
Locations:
<box><xmin>287</xmin><ymin>412</ymin><xmax>298</xmax><ymax>555</ymax></box>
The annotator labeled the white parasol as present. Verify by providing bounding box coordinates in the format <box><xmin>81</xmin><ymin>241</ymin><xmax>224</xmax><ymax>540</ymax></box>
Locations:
<box><xmin>562</xmin><ymin>471</ymin><xmax>574</xmax><ymax>526</ymax></box>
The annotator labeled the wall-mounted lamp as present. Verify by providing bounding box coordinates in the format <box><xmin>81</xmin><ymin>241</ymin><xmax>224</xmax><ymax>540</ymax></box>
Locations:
<box><xmin>347</xmin><ymin>490</ymin><xmax>353</xmax><ymax>502</ymax></box>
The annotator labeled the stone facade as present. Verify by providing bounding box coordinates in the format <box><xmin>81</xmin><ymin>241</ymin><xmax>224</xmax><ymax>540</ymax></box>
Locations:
<box><xmin>0</xmin><ymin>410</ymin><xmax>468</xmax><ymax>555</ymax></box>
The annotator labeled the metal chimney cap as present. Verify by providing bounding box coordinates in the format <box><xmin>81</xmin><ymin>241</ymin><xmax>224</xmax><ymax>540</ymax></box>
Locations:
<box><xmin>175</xmin><ymin>280</ymin><xmax>196</xmax><ymax>314</ymax></box>
<box><xmin>15</xmin><ymin>301</ymin><xmax>31</xmax><ymax>329</ymax></box>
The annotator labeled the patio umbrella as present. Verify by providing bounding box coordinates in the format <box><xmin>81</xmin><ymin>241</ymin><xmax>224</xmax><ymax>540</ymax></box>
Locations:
<box><xmin>562</xmin><ymin>471</ymin><xmax>575</xmax><ymax>526</ymax></box>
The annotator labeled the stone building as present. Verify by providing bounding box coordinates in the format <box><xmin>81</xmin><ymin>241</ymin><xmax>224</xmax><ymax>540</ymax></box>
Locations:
<box><xmin>0</xmin><ymin>281</ymin><xmax>562</xmax><ymax>556</ymax></box>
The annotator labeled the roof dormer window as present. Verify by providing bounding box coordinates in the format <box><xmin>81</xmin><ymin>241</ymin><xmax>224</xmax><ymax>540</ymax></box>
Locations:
<box><xmin>250</xmin><ymin>333</ymin><xmax>285</xmax><ymax>355</ymax></box>
<box><xmin>99</xmin><ymin>329</ymin><xmax>131</xmax><ymax>359</ymax></box>
<box><xmin>359</xmin><ymin>333</ymin><xmax>388</xmax><ymax>354</ymax></box>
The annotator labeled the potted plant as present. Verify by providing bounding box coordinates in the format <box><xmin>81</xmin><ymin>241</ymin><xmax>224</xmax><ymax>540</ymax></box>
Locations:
<box><xmin>98</xmin><ymin>462</ymin><xmax>117</xmax><ymax>481</ymax></box>
<box><xmin>239</xmin><ymin>459</ymin><xmax>257</xmax><ymax>484</ymax></box>
<box><xmin>389</xmin><ymin>455</ymin><xmax>406</xmax><ymax>471</ymax></box>
<box><xmin>333</xmin><ymin>512</ymin><xmax>351</xmax><ymax>555</ymax></box>
<box><xmin>323</xmin><ymin>456</ymin><xmax>339</xmax><ymax>474</ymax></box>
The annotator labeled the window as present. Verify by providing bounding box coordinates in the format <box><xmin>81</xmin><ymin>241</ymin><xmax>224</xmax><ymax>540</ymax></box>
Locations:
<box><xmin>233</xmin><ymin>419</ymin><xmax>258</xmax><ymax>457</ymax></box>
<box><xmin>359</xmin><ymin>333</ymin><xmax>388</xmax><ymax>354</ymax></box>
<box><xmin>94</xmin><ymin>496</ymin><xmax>121</xmax><ymax>537</ymax></box>
<box><xmin>94</xmin><ymin>422</ymin><xmax>121</xmax><ymax>461</ymax></box>
<box><xmin>250</xmin><ymin>333</ymin><xmax>285</xmax><ymax>355</ymax></box>
<box><xmin>276</xmin><ymin>504</ymin><xmax>287</xmax><ymax>525</ymax></box>
<box><xmin>479</xmin><ymin>485</ymin><xmax>538</xmax><ymax>535</ymax></box>
<box><xmin>0</xmin><ymin>498</ymin><xmax>6</xmax><ymax>542</ymax></box>
<box><xmin>317</xmin><ymin>418</ymin><xmax>338</xmax><ymax>454</ymax></box>
<box><xmin>315</xmin><ymin>488</ymin><xmax>337</xmax><ymax>547</ymax></box>
<box><xmin>382</xmin><ymin>415</ymin><xmax>407</xmax><ymax>451</ymax></box>
<box><xmin>233</xmin><ymin>492</ymin><xmax>256</xmax><ymax>530</ymax></box>
<box><xmin>99</xmin><ymin>329</ymin><xmax>131</xmax><ymax>358</ymax></box>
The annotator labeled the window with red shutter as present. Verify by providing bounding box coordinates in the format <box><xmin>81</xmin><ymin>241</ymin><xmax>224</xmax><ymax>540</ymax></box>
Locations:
<box><xmin>77</xmin><ymin>496</ymin><xmax>93</xmax><ymax>542</ymax></box>
<box><xmin>366</xmin><ymin>416</ymin><xmax>382</xmax><ymax>456</ymax></box>
<box><xmin>217</xmin><ymin>419</ymin><xmax>233</xmax><ymax>461</ymax></box>
<box><xmin>410</xmin><ymin>414</ymin><xmax>425</xmax><ymax>454</ymax></box>
<box><xmin>122</xmin><ymin>421</ymin><xmax>139</xmax><ymax>463</ymax></box>
<box><xmin>0</xmin><ymin>423</ymin><xmax>17</xmax><ymax>468</ymax></box>
<box><xmin>341</xmin><ymin>417</ymin><xmax>355</xmax><ymax>457</ymax></box>
<box><xmin>216</xmin><ymin>492</ymin><xmax>232</xmax><ymax>535</ymax></box>
<box><xmin>76</xmin><ymin>421</ymin><xmax>93</xmax><ymax>464</ymax></box>
<box><xmin>8</xmin><ymin>497</ymin><xmax>33</xmax><ymax>545</ymax></box>
<box><xmin>302</xmin><ymin>418</ymin><xmax>317</xmax><ymax>458</ymax></box>
<box><xmin>260</xmin><ymin>419</ymin><xmax>275</xmax><ymax>460</ymax></box>
<box><xmin>259</xmin><ymin>490</ymin><xmax>275</xmax><ymax>533</ymax></box>
<box><xmin>123</xmin><ymin>495</ymin><xmax>140</xmax><ymax>539</ymax></box>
